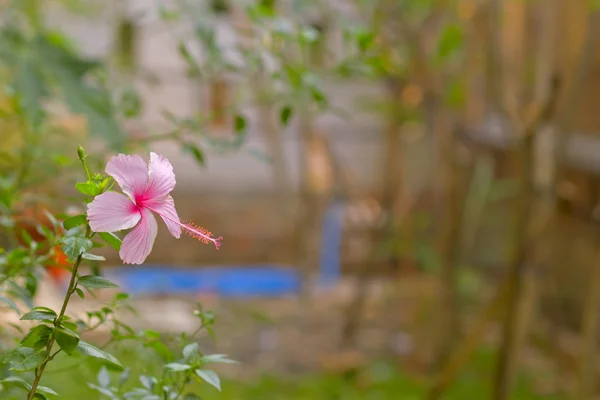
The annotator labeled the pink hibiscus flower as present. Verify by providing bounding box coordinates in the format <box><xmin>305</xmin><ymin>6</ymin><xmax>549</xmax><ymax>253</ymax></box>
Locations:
<box><xmin>87</xmin><ymin>153</ymin><xmax>221</xmax><ymax>264</ymax></box>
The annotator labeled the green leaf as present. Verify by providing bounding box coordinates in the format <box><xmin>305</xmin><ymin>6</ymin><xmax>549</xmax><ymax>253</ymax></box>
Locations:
<box><xmin>139</xmin><ymin>375</ymin><xmax>155</xmax><ymax>389</ymax></box>
<box><xmin>182</xmin><ymin>342</ymin><xmax>199</xmax><ymax>361</ymax></box>
<box><xmin>165</xmin><ymin>362</ymin><xmax>192</xmax><ymax>372</ymax></box>
<box><xmin>195</xmin><ymin>369</ymin><xmax>220</xmax><ymax>391</ymax></box>
<box><xmin>75</xmin><ymin>287</ymin><xmax>85</xmax><ymax>299</ymax></box>
<box><xmin>77</xmin><ymin>275</ymin><xmax>119</xmax><ymax>289</ymax></box>
<box><xmin>1</xmin><ymin>376</ymin><xmax>32</xmax><ymax>391</ymax></box>
<box><xmin>54</xmin><ymin>327</ymin><xmax>80</xmax><ymax>355</ymax></box>
<box><xmin>75</xmin><ymin>182</ymin><xmax>101</xmax><ymax>196</ymax></box>
<box><xmin>58</xmin><ymin>236</ymin><xmax>93</xmax><ymax>259</ymax></box>
<box><xmin>21</xmin><ymin>325</ymin><xmax>53</xmax><ymax>349</ymax></box>
<box><xmin>178</xmin><ymin>41</ymin><xmax>200</xmax><ymax>77</ymax></box>
<box><xmin>76</xmin><ymin>341</ymin><xmax>124</xmax><ymax>370</ymax></box>
<box><xmin>118</xmin><ymin>88</ymin><xmax>142</xmax><ymax>118</ymax></box>
<box><xmin>63</xmin><ymin>215</ymin><xmax>87</xmax><ymax>230</ymax></box>
<box><xmin>21</xmin><ymin>306</ymin><xmax>57</xmax><ymax>321</ymax></box>
<box><xmin>444</xmin><ymin>78</ymin><xmax>466</xmax><ymax>109</ymax></box>
<box><xmin>5</xmin><ymin>347</ymin><xmax>46</xmax><ymax>371</ymax></box>
<box><xmin>36</xmin><ymin>385</ymin><xmax>63</xmax><ymax>399</ymax></box>
<box><xmin>0</xmin><ymin>295</ymin><xmax>20</xmax><ymax>314</ymax></box>
<box><xmin>98</xmin><ymin>366</ymin><xmax>110</xmax><ymax>388</ymax></box>
<box><xmin>147</xmin><ymin>341</ymin><xmax>171</xmax><ymax>361</ymax></box>
<box><xmin>182</xmin><ymin>143</ymin><xmax>205</xmax><ymax>166</ymax></box>
<box><xmin>99</xmin><ymin>232</ymin><xmax>121</xmax><ymax>250</ymax></box>
<box><xmin>199</xmin><ymin>354</ymin><xmax>238</xmax><ymax>364</ymax></box>
<box><xmin>436</xmin><ymin>23</ymin><xmax>464</xmax><ymax>61</ymax></box>
<box><xmin>36</xmin><ymin>35</ymin><xmax>123</xmax><ymax>144</ymax></box>
<box><xmin>234</xmin><ymin>114</ymin><xmax>246</xmax><ymax>135</ymax></box>
<box><xmin>115</xmin><ymin>292</ymin><xmax>129</xmax><ymax>302</ymax></box>
<box><xmin>119</xmin><ymin>367</ymin><xmax>130</xmax><ymax>386</ymax></box>
<box><xmin>280</xmin><ymin>105</ymin><xmax>292</xmax><ymax>126</ymax></box>
<box><xmin>14</xmin><ymin>52</ymin><xmax>47</xmax><ymax>129</ymax></box>
<box><xmin>82</xmin><ymin>252</ymin><xmax>106</xmax><ymax>261</ymax></box>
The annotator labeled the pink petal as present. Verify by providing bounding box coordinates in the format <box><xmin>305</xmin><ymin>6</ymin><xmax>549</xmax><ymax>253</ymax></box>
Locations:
<box><xmin>87</xmin><ymin>192</ymin><xmax>140</xmax><ymax>233</ymax></box>
<box><xmin>105</xmin><ymin>154</ymin><xmax>149</xmax><ymax>201</ymax></box>
<box><xmin>145</xmin><ymin>196</ymin><xmax>182</xmax><ymax>238</ymax></box>
<box><xmin>146</xmin><ymin>152</ymin><xmax>176</xmax><ymax>199</ymax></box>
<box><xmin>119</xmin><ymin>208</ymin><xmax>157</xmax><ymax>265</ymax></box>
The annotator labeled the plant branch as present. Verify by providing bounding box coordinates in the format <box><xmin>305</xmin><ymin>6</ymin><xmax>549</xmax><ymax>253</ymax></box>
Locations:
<box><xmin>26</xmin><ymin>248</ymin><xmax>85</xmax><ymax>400</ymax></box>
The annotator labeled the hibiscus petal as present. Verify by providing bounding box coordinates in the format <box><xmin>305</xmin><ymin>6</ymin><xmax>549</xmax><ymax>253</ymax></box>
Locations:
<box><xmin>145</xmin><ymin>196</ymin><xmax>182</xmax><ymax>238</ymax></box>
<box><xmin>87</xmin><ymin>192</ymin><xmax>140</xmax><ymax>232</ymax></box>
<box><xmin>119</xmin><ymin>208</ymin><xmax>158</xmax><ymax>265</ymax></box>
<box><xmin>146</xmin><ymin>152</ymin><xmax>176</xmax><ymax>199</ymax></box>
<box><xmin>105</xmin><ymin>154</ymin><xmax>149</xmax><ymax>201</ymax></box>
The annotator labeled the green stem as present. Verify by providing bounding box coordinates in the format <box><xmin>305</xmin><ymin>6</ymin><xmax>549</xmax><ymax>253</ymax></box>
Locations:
<box><xmin>81</xmin><ymin>159</ymin><xmax>92</xmax><ymax>182</ymax></box>
<box><xmin>26</xmin><ymin>247</ymin><xmax>85</xmax><ymax>399</ymax></box>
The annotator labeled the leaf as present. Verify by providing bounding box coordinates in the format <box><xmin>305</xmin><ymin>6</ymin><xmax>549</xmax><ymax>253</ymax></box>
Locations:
<box><xmin>98</xmin><ymin>366</ymin><xmax>110</xmax><ymax>388</ymax></box>
<box><xmin>139</xmin><ymin>375</ymin><xmax>155</xmax><ymax>390</ymax></box>
<box><xmin>118</xmin><ymin>88</ymin><xmax>142</xmax><ymax>119</ymax></box>
<box><xmin>199</xmin><ymin>354</ymin><xmax>238</xmax><ymax>364</ymax></box>
<box><xmin>21</xmin><ymin>325</ymin><xmax>53</xmax><ymax>349</ymax></box>
<box><xmin>75</xmin><ymin>182</ymin><xmax>101</xmax><ymax>196</ymax></box>
<box><xmin>54</xmin><ymin>327</ymin><xmax>80</xmax><ymax>355</ymax></box>
<box><xmin>177</xmin><ymin>40</ymin><xmax>200</xmax><ymax>77</ymax></box>
<box><xmin>115</xmin><ymin>292</ymin><xmax>129</xmax><ymax>302</ymax></box>
<box><xmin>0</xmin><ymin>295</ymin><xmax>20</xmax><ymax>314</ymax></box>
<box><xmin>182</xmin><ymin>143</ymin><xmax>205</xmax><ymax>166</ymax></box>
<box><xmin>63</xmin><ymin>214</ymin><xmax>87</xmax><ymax>230</ymax></box>
<box><xmin>436</xmin><ymin>23</ymin><xmax>464</xmax><ymax>61</ymax></box>
<box><xmin>36</xmin><ymin>386</ymin><xmax>63</xmax><ymax>399</ymax></box>
<box><xmin>58</xmin><ymin>236</ymin><xmax>93</xmax><ymax>259</ymax></box>
<box><xmin>75</xmin><ymin>287</ymin><xmax>85</xmax><ymax>299</ymax></box>
<box><xmin>38</xmin><ymin>37</ymin><xmax>124</xmax><ymax>144</ymax></box>
<box><xmin>14</xmin><ymin>52</ymin><xmax>47</xmax><ymax>129</ymax></box>
<box><xmin>164</xmin><ymin>362</ymin><xmax>192</xmax><ymax>372</ymax></box>
<box><xmin>82</xmin><ymin>252</ymin><xmax>106</xmax><ymax>261</ymax></box>
<box><xmin>21</xmin><ymin>306</ymin><xmax>57</xmax><ymax>321</ymax></box>
<box><xmin>76</xmin><ymin>341</ymin><xmax>124</xmax><ymax>371</ymax></box>
<box><xmin>99</xmin><ymin>232</ymin><xmax>121</xmax><ymax>251</ymax></box>
<box><xmin>234</xmin><ymin>114</ymin><xmax>246</xmax><ymax>135</ymax></box>
<box><xmin>280</xmin><ymin>105</ymin><xmax>292</xmax><ymax>126</ymax></box>
<box><xmin>182</xmin><ymin>342</ymin><xmax>199</xmax><ymax>361</ymax></box>
<box><xmin>147</xmin><ymin>341</ymin><xmax>171</xmax><ymax>361</ymax></box>
<box><xmin>118</xmin><ymin>367</ymin><xmax>130</xmax><ymax>386</ymax></box>
<box><xmin>195</xmin><ymin>369</ymin><xmax>220</xmax><ymax>391</ymax></box>
<box><xmin>78</xmin><ymin>275</ymin><xmax>119</xmax><ymax>289</ymax></box>
<box><xmin>1</xmin><ymin>376</ymin><xmax>32</xmax><ymax>391</ymax></box>
<box><xmin>5</xmin><ymin>347</ymin><xmax>46</xmax><ymax>371</ymax></box>
<box><xmin>88</xmin><ymin>383</ymin><xmax>115</xmax><ymax>397</ymax></box>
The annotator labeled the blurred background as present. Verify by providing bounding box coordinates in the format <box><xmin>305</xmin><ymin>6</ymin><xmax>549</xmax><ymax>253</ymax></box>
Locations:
<box><xmin>2</xmin><ymin>0</ymin><xmax>600</xmax><ymax>398</ymax></box>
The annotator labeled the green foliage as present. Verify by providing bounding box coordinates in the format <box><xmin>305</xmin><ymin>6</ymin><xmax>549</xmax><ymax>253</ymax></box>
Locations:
<box><xmin>20</xmin><ymin>307</ymin><xmax>57</xmax><ymax>322</ymax></box>
<box><xmin>77</xmin><ymin>275</ymin><xmax>119</xmax><ymax>290</ymax></box>
<box><xmin>0</xmin><ymin>29</ymin><xmax>122</xmax><ymax>142</ymax></box>
<box><xmin>57</xmin><ymin>235</ymin><xmax>93</xmax><ymax>260</ymax></box>
<box><xmin>4</xmin><ymin>347</ymin><xmax>46</xmax><ymax>372</ymax></box>
<box><xmin>54</xmin><ymin>327</ymin><xmax>79</xmax><ymax>356</ymax></box>
<box><xmin>75</xmin><ymin>341</ymin><xmax>123</xmax><ymax>371</ymax></box>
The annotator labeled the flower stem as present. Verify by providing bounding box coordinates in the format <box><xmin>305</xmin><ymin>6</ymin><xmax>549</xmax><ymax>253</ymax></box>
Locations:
<box><xmin>26</xmin><ymin>250</ymin><xmax>84</xmax><ymax>400</ymax></box>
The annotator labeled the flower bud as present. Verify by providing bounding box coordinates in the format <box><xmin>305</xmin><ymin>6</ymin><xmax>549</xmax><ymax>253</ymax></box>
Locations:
<box><xmin>77</xmin><ymin>146</ymin><xmax>86</xmax><ymax>161</ymax></box>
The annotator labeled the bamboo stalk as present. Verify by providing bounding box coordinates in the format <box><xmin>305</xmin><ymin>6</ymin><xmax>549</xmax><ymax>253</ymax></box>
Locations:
<box><xmin>492</xmin><ymin>77</ymin><xmax>561</xmax><ymax>400</ymax></box>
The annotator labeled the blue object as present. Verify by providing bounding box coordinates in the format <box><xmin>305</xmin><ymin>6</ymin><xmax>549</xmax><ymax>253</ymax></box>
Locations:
<box><xmin>317</xmin><ymin>202</ymin><xmax>345</xmax><ymax>287</ymax></box>
<box><xmin>106</xmin><ymin>202</ymin><xmax>346</xmax><ymax>297</ymax></box>
<box><xmin>106</xmin><ymin>265</ymin><xmax>302</xmax><ymax>297</ymax></box>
